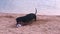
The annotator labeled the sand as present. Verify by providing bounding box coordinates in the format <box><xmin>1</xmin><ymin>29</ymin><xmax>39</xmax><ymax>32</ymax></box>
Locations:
<box><xmin>0</xmin><ymin>13</ymin><xmax>60</xmax><ymax>34</ymax></box>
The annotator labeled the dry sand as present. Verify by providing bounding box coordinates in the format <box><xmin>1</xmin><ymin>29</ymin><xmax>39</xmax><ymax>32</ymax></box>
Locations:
<box><xmin>0</xmin><ymin>13</ymin><xmax>60</xmax><ymax>34</ymax></box>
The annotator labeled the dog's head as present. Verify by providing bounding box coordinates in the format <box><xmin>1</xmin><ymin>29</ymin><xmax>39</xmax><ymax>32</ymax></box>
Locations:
<box><xmin>16</xmin><ymin>22</ymin><xmax>27</xmax><ymax>28</ymax></box>
<box><xmin>16</xmin><ymin>24</ymin><xmax>22</xmax><ymax>28</ymax></box>
<box><xmin>16</xmin><ymin>22</ymin><xmax>23</xmax><ymax>28</ymax></box>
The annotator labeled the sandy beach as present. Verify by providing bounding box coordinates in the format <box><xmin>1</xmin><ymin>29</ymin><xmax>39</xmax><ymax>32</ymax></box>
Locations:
<box><xmin>0</xmin><ymin>13</ymin><xmax>60</xmax><ymax>34</ymax></box>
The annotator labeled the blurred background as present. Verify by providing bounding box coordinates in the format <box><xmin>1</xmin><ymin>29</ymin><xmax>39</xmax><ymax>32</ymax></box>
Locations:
<box><xmin>0</xmin><ymin>0</ymin><xmax>60</xmax><ymax>15</ymax></box>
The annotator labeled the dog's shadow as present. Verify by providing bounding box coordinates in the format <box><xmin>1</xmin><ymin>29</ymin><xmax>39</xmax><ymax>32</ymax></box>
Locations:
<box><xmin>29</xmin><ymin>19</ymin><xmax>50</xmax><ymax>26</ymax></box>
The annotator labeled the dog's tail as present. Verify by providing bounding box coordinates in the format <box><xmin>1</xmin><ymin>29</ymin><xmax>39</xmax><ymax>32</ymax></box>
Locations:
<box><xmin>35</xmin><ymin>8</ymin><xmax>37</xmax><ymax>15</ymax></box>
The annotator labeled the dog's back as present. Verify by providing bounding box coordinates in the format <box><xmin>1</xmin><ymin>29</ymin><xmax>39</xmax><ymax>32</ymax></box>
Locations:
<box><xmin>26</xmin><ymin>13</ymin><xmax>36</xmax><ymax>21</ymax></box>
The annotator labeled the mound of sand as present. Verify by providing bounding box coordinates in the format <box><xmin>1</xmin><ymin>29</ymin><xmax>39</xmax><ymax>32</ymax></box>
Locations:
<box><xmin>0</xmin><ymin>13</ymin><xmax>60</xmax><ymax>34</ymax></box>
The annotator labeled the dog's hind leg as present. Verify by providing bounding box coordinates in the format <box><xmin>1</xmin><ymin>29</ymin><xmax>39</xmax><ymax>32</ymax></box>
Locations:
<box><xmin>34</xmin><ymin>16</ymin><xmax>36</xmax><ymax>21</ymax></box>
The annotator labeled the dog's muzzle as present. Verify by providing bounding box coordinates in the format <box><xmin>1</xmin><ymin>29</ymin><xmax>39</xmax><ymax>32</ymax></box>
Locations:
<box><xmin>16</xmin><ymin>24</ymin><xmax>22</xmax><ymax>28</ymax></box>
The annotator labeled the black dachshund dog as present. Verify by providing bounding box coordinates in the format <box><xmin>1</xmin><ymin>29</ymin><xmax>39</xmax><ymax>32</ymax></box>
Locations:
<box><xmin>16</xmin><ymin>8</ymin><xmax>37</xmax><ymax>28</ymax></box>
